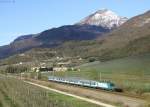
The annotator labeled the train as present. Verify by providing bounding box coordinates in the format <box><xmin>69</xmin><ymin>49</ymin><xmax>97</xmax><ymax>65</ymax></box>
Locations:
<box><xmin>48</xmin><ymin>76</ymin><xmax>122</xmax><ymax>91</ymax></box>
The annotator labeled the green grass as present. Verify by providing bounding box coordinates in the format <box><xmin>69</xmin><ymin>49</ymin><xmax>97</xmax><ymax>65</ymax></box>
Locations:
<box><xmin>0</xmin><ymin>76</ymin><xmax>100</xmax><ymax>107</ymax></box>
<box><xmin>43</xmin><ymin>54</ymin><xmax>150</xmax><ymax>96</ymax></box>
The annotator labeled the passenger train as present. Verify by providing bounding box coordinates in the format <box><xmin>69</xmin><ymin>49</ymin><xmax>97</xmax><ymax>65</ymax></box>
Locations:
<box><xmin>48</xmin><ymin>76</ymin><xmax>122</xmax><ymax>91</ymax></box>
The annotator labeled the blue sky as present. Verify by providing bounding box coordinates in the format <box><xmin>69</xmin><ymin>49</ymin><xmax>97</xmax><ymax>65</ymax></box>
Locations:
<box><xmin>0</xmin><ymin>0</ymin><xmax>149</xmax><ymax>46</ymax></box>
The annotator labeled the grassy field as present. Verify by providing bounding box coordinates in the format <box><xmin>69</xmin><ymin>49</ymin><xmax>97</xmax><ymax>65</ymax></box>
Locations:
<box><xmin>0</xmin><ymin>75</ymin><xmax>100</xmax><ymax>107</ymax></box>
<box><xmin>43</xmin><ymin>54</ymin><xmax>150</xmax><ymax>98</ymax></box>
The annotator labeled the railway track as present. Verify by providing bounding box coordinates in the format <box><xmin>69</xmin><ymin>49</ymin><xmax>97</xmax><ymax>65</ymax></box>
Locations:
<box><xmin>2</xmin><ymin>74</ymin><xmax>148</xmax><ymax>107</ymax></box>
<box><xmin>27</xmin><ymin>78</ymin><xmax>147</xmax><ymax>107</ymax></box>
<box><xmin>47</xmin><ymin>79</ymin><xmax>144</xmax><ymax>100</ymax></box>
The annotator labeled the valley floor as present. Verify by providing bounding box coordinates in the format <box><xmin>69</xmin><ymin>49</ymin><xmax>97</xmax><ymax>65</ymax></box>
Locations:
<box><xmin>1</xmin><ymin>54</ymin><xmax>150</xmax><ymax>107</ymax></box>
<box><xmin>44</xmin><ymin>54</ymin><xmax>150</xmax><ymax>97</ymax></box>
<box><xmin>26</xmin><ymin>78</ymin><xmax>147</xmax><ymax>107</ymax></box>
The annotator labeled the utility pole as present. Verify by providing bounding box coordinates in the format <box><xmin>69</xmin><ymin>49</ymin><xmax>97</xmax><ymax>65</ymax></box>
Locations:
<box><xmin>99</xmin><ymin>72</ymin><xmax>101</xmax><ymax>81</ymax></box>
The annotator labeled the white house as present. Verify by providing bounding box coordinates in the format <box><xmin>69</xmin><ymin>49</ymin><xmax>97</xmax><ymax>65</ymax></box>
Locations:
<box><xmin>53</xmin><ymin>67</ymin><xmax>68</xmax><ymax>72</ymax></box>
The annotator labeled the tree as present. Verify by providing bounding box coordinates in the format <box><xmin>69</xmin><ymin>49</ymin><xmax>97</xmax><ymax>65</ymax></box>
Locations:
<box><xmin>37</xmin><ymin>72</ymin><xmax>42</xmax><ymax>80</ymax></box>
<box><xmin>5</xmin><ymin>65</ymin><xmax>29</xmax><ymax>74</ymax></box>
<box><xmin>89</xmin><ymin>57</ymin><xmax>96</xmax><ymax>62</ymax></box>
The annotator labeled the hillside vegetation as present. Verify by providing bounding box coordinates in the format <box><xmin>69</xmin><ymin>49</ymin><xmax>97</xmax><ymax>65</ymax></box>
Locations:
<box><xmin>1</xmin><ymin>33</ymin><xmax>150</xmax><ymax>65</ymax></box>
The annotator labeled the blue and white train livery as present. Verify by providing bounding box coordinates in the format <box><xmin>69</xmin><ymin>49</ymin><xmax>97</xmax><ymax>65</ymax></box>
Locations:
<box><xmin>48</xmin><ymin>76</ymin><xmax>121</xmax><ymax>91</ymax></box>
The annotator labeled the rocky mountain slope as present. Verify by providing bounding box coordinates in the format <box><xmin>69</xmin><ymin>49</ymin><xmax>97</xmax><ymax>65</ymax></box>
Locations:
<box><xmin>77</xmin><ymin>9</ymin><xmax>128</xmax><ymax>29</ymax></box>
<box><xmin>53</xmin><ymin>10</ymin><xmax>150</xmax><ymax>61</ymax></box>
<box><xmin>0</xmin><ymin>9</ymin><xmax>126</xmax><ymax>59</ymax></box>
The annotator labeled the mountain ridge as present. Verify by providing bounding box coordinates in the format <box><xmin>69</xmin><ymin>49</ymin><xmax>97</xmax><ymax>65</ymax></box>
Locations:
<box><xmin>0</xmin><ymin>25</ymin><xmax>111</xmax><ymax>59</ymax></box>
<box><xmin>0</xmin><ymin>10</ymin><xmax>150</xmax><ymax>64</ymax></box>
<box><xmin>0</xmin><ymin>9</ymin><xmax>127</xmax><ymax>59</ymax></box>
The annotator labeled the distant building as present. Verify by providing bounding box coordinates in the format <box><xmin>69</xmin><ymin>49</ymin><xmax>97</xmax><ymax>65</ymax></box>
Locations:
<box><xmin>53</xmin><ymin>67</ymin><xmax>68</xmax><ymax>72</ymax></box>
<box><xmin>31</xmin><ymin>67</ymin><xmax>53</xmax><ymax>72</ymax></box>
<box><xmin>32</xmin><ymin>65</ymin><xmax>68</xmax><ymax>72</ymax></box>
<box><xmin>79</xmin><ymin>58</ymin><xmax>82</xmax><ymax>60</ymax></box>
<box><xmin>57</xmin><ymin>61</ymin><xmax>71</xmax><ymax>65</ymax></box>
<box><xmin>39</xmin><ymin>67</ymin><xmax>53</xmax><ymax>72</ymax></box>
<box><xmin>31</xmin><ymin>67</ymin><xmax>40</xmax><ymax>72</ymax></box>
<box><xmin>19</xmin><ymin>54</ymin><xmax>25</xmax><ymax>57</ymax></box>
<box><xmin>19</xmin><ymin>62</ymin><xmax>23</xmax><ymax>65</ymax></box>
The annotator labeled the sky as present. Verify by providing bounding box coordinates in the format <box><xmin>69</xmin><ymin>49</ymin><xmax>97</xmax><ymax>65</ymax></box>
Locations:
<box><xmin>0</xmin><ymin>0</ymin><xmax>150</xmax><ymax>46</ymax></box>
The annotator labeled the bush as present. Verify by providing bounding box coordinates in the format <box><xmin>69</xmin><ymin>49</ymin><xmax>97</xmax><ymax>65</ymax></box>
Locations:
<box><xmin>88</xmin><ymin>58</ymin><xmax>96</xmax><ymax>62</ymax></box>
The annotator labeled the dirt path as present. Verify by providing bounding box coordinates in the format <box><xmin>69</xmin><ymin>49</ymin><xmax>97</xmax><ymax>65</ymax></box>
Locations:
<box><xmin>27</xmin><ymin>79</ymin><xmax>147</xmax><ymax>107</ymax></box>
<box><xmin>3</xmin><ymin>74</ymin><xmax>147</xmax><ymax>107</ymax></box>
<box><xmin>25</xmin><ymin>81</ymin><xmax>116</xmax><ymax>107</ymax></box>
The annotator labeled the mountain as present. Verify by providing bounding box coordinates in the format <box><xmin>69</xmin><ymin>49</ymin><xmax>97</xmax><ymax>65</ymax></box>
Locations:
<box><xmin>0</xmin><ymin>9</ymin><xmax>126</xmax><ymax>59</ymax></box>
<box><xmin>4</xmin><ymin>8</ymin><xmax>150</xmax><ymax>63</ymax></box>
<box><xmin>52</xmin><ymin>10</ymin><xmax>150</xmax><ymax>61</ymax></box>
<box><xmin>0</xmin><ymin>25</ymin><xmax>110</xmax><ymax>59</ymax></box>
<box><xmin>1</xmin><ymin>10</ymin><xmax>150</xmax><ymax>64</ymax></box>
<box><xmin>77</xmin><ymin>9</ymin><xmax>128</xmax><ymax>29</ymax></box>
<box><xmin>98</xmin><ymin>10</ymin><xmax>150</xmax><ymax>49</ymax></box>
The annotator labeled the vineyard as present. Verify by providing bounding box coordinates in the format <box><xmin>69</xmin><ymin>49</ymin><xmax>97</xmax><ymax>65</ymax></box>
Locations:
<box><xmin>0</xmin><ymin>76</ymin><xmax>99</xmax><ymax>107</ymax></box>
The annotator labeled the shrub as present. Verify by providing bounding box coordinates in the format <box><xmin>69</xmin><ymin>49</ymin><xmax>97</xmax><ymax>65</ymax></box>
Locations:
<box><xmin>88</xmin><ymin>58</ymin><xmax>96</xmax><ymax>62</ymax></box>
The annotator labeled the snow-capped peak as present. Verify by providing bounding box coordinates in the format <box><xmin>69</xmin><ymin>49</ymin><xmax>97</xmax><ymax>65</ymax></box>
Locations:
<box><xmin>76</xmin><ymin>9</ymin><xmax>128</xmax><ymax>29</ymax></box>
